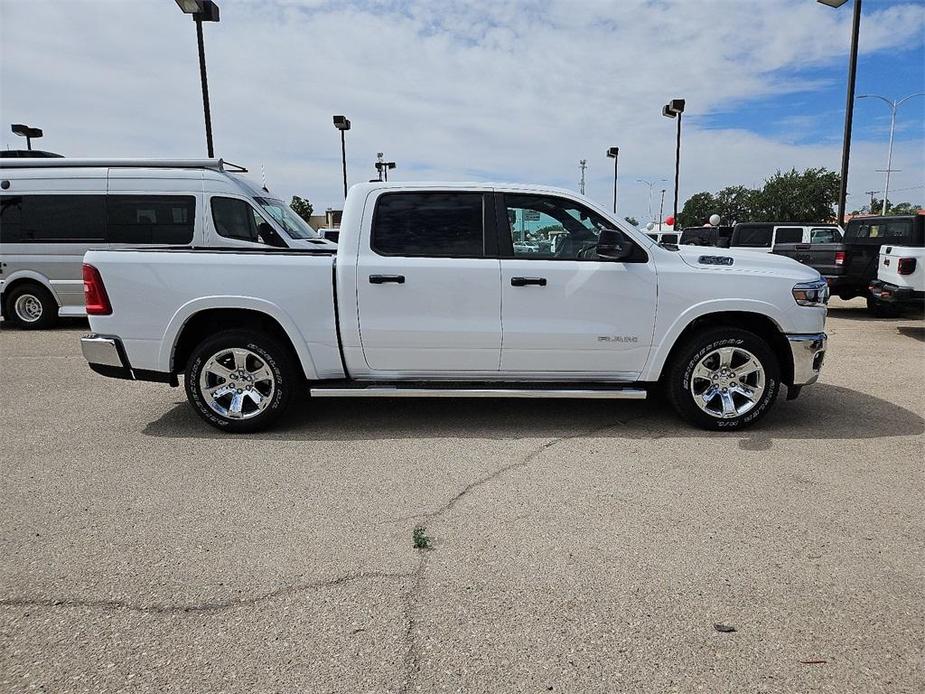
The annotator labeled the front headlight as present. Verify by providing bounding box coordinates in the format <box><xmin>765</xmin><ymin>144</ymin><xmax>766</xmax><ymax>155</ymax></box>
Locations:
<box><xmin>792</xmin><ymin>279</ymin><xmax>829</xmax><ymax>307</ymax></box>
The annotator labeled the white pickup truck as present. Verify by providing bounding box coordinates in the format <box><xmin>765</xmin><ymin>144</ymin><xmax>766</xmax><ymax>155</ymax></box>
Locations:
<box><xmin>869</xmin><ymin>243</ymin><xmax>925</xmax><ymax>312</ymax></box>
<box><xmin>80</xmin><ymin>182</ymin><xmax>828</xmax><ymax>432</ymax></box>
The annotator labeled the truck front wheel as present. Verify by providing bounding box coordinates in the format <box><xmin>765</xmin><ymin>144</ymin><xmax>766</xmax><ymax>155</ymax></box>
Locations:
<box><xmin>666</xmin><ymin>328</ymin><xmax>780</xmax><ymax>431</ymax></box>
<box><xmin>185</xmin><ymin>329</ymin><xmax>297</xmax><ymax>433</ymax></box>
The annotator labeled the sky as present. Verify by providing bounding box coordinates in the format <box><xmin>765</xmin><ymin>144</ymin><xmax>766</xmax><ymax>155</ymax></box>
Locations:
<box><xmin>1</xmin><ymin>0</ymin><xmax>923</xmax><ymax>223</ymax></box>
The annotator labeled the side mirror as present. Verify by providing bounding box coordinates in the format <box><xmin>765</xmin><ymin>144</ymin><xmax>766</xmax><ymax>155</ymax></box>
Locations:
<box><xmin>596</xmin><ymin>228</ymin><xmax>634</xmax><ymax>261</ymax></box>
<box><xmin>257</xmin><ymin>222</ymin><xmax>287</xmax><ymax>248</ymax></box>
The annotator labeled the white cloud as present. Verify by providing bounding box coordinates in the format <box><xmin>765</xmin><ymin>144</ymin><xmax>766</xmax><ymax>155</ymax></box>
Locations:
<box><xmin>1</xmin><ymin>0</ymin><xmax>923</xmax><ymax>221</ymax></box>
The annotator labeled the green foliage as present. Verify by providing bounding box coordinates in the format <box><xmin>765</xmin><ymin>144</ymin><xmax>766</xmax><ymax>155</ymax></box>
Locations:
<box><xmin>624</xmin><ymin>216</ymin><xmax>639</xmax><ymax>227</ymax></box>
<box><xmin>852</xmin><ymin>197</ymin><xmax>922</xmax><ymax>215</ymax></box>
<box><xmin>412</xmin><ymin>526</ymin><xmax>431</xmax><ymax>550</ymax></box>
<box><xmin>678</xmin><ymin>168</ymin><xmax>841</xmax><ymax>225</ymax></box>
<box><xmin>289</xmin><ymin>195</ymin><xmax>314</xmax><ymax>224</ymax></box>
<box><xmin>677</xmin><ymin>192</ymin><xmax>716</xmax><ymax>228</ymax></box>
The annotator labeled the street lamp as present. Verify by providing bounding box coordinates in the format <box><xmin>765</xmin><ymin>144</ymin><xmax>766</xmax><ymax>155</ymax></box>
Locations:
<box><xmin>605</xmin><ymin>147</ymin><xmax>619</xmax><ymax>214</ymax></box>
<box><xmin>817</xmin><ymin>0</ymin><xmax>861</xmax><ymax>224</ymax></box>
<box><xmin>856</xmin><ymin>92</ymin><xmax>925</xmax><ymax>215</ymax></box>
<box><xmin>662</xmin><ymin>98</ymin><xmax>685</xmax><ymax>230</ymax></box>
<box><xmin>11</xmin><ymin>124</ymin><xmax>43</xmax><ymax>151</ymax></box>
<box><xmin>333</xmin><ymin>115</ymin><xmax>351</xmax><ymax>198</ymax></box>
<box><xmin>175</xmin><ymin>0</ymin><xmax>220</xmax><ymax>158</ymax></box>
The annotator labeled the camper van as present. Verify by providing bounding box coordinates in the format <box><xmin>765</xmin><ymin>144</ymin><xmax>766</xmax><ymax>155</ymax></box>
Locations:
<box><xmin>0</xmin><ymin>159</ymin><xmax>331</xmax><ymax>328</ymax></box>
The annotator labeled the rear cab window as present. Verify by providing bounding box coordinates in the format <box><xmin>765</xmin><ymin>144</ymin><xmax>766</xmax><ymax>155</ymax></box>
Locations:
<box><xmin>773</xmin><ymin>227</ymin><xmax>804</xmax><ymax>244</ymax></box>
<box><xmin>732</xmin><ymin>225</ymin><xmax>772</xmax><ymax>248</ymax></box>
<box><xmin>371</xmin><ymin>192</ymin><xmax>487</xmax><ymax>257</ymax></box>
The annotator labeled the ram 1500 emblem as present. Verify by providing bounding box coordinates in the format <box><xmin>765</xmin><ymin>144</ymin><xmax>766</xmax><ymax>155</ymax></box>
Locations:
<box><xmin>598</xmin><ymin>335</ymin><xmax>639</xmax><ymax>343</ymax></box>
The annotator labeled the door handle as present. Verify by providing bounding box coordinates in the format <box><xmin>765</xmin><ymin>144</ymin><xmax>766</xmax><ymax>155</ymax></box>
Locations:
<box><xmin>511</xmin><ymin>276</ymin><xmax>547</xmax><ymax>287</ymax></box>
<box><xmin>369</xmin><ymin>274</ymin><xmax>405</xmax><ymax>284</ymax></box>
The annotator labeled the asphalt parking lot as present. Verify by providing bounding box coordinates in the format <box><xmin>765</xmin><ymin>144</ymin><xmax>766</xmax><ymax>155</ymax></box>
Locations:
<box><xmin>1</xmin><ymin>298</ymin><xmax>923</xmax><ymax>694</ymax></box>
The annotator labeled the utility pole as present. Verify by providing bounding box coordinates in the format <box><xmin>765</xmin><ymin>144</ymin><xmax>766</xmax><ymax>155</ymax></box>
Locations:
<box><xmin>864</xmin><ymin>189</ymin><xmax>878</xmax><ymax>210</ymax></box>
<box><xmin>659</xmin><ymin>189</ymin><xmax>667</xmax><ymax>231</ymax></box>
<box><xmin>578</xmin><ymin>159</ymin><xmax>587</xmax><ymax>195</ymax></box>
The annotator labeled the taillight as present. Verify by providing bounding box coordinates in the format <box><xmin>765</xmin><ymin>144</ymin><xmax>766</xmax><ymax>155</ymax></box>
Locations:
<box><xmin>834</xmin><ymin>250</ymin><xmax>845</xmax><ymax>266</ymax></box>
<box><xmin>898</xmin><ymin>258</ymin><xmax>917</xmax><ymax>275</ymax></box>
<box><xmin>83</xmin><ymin>264</ymin><xmax>112</xmax><ymax>315</ymax></box>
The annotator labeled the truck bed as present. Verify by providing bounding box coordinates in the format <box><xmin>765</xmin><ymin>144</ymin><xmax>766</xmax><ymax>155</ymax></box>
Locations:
<box><xmin>83</xmin><ymin>247</ymin><xmax>344</xmax><ymax>379</ymax></box>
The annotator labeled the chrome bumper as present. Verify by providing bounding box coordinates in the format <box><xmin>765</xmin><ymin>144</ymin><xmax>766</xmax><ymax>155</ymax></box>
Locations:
<box><xmin>787</xmin><ymin>332</ymin><xmax>827</xmax><ymax>386</ymax></box>
<box><xmin>80</xmin><ymin>334</ymin><xmax>125</xmax><ymax>368</ymax></box>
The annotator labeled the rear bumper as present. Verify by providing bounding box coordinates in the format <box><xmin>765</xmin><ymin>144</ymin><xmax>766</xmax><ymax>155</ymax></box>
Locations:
<box><xmin>869</xmin><ymin>280</ymin><xmax>925</xmax><ymax>306</ymax></box>
<box><xmin>787</xmin><ymin>332</ymin><xmax>827</xmax><ymax>387</ymax></box>
<box><xmin>80</xmin><ymin>334</ymin><xmax>176</xmax><ymax>384</ymax></box>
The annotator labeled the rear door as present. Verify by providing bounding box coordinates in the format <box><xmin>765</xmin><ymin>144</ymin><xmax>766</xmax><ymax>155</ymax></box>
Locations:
<box><xmin>497</xmin><ymin>192</ymin><xmax>656</xmax><ymax>379</ymax></box>
<box><xmin>355</xmin><ymin>190</ymin><xmax>502</xmax><ymax>374</ymax></box>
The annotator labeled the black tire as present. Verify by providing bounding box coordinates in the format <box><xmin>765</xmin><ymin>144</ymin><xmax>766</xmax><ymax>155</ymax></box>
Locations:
<box><xmin>666</xmin><ymin>328</ymin><xmax>780</xmax><ymax>431</ymax></box>
<box><xmin>866</xmin><ymin>296</ymin><xmax>900</xmax><ymax>318</ymax></box>
<box><xmin>4</xmin><ymin>283</ymin><xmax>58</xmax><ymax>329</ymax></box>
<box><xmin>184</xmin><ymin>329</ymin><xmax>298</xmax><ymax>433</ymax></box>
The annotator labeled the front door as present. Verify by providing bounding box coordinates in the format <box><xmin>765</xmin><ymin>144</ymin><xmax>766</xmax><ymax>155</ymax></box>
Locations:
<box><xmin>356</xmin><ymin>190</ymin><xmax>501</xmax><ymax>374</ymax></box>
<box><xmin>498</xmin><ymin>193</ymin><xmax>657</xmax><ymax>379</ymax></box>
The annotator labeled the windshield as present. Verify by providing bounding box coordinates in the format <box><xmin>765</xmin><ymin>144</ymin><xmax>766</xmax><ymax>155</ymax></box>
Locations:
<box><xmin>254</xmin><ymin>197</ymin><xmax>318</xmax><ymax>239</ymax></box>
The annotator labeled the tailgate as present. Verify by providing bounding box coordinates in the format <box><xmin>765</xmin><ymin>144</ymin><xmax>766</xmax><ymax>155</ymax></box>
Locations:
<box><xmin>773</xmin><ymin>242</ymin><xmax>846</xmax><ymax>277</ymax></box>
<box><xmin>878</xmin><ymin>246</ymin><xmax>924</xmax><ymax>290</ymax></box>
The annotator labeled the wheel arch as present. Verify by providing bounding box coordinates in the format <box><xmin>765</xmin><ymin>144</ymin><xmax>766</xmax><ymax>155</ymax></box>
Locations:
<box><xmin>654</xmin><ymin>310</ymin><xmax>793</xmax><ymax>387</ymax></box>
<box><xmin>168</xmin><ymin>306</ymin><xmax>315</xmax><ymax>380</ymax></box>
<box><xmin>1</xmin><ymin>273</ymin><xmax>61</xmax><ymax>317</ymax></box>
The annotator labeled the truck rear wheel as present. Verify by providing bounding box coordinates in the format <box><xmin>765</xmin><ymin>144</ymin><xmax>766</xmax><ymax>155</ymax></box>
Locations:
<box><xmin>184</xmin><ymin>329</ymin><xmax>297</xmax><ymax>433</ymax></box>
<box><xmin>666</xmin><ymin>328</ymin><xmax>780</xmax><ymax>431</ymax></box>
<box><xmin>4</xmin><ymin>282</ymin><xmax>58</xmax><ymax>329</ymax></box>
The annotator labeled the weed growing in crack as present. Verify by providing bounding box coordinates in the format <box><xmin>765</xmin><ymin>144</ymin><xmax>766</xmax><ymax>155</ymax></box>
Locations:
<box><xmin>412</xmin><ymin>526</ymin><xmax>432</xmax><ymax>550</ymax></box>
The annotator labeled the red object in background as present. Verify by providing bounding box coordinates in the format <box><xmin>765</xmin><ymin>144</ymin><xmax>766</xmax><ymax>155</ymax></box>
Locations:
<box><xmin>665</xmin><ymin>215</ymin><xmax>675</xmax><ymax>226</ymax></box>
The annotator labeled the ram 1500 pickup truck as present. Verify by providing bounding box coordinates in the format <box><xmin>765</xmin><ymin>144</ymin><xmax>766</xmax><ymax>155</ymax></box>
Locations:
<box><xmin>80</xmin><ymin>182</ymin><xmax>828</xmax><ymax>432</ymax></box>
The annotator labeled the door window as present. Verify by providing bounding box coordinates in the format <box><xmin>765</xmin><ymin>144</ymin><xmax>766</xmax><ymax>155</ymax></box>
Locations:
<box><xmin>502</xmin><ymin>194</ymin><xmax>630</xmax><ymax>260</ymax></box>
<box><xmin>810</xmin><ymin>228</ymin><xmax>840</xmax><ymax>244</ymax></box>
<box><xmin>774</xmin><ymin>227</ymin><xmax>804</xmax><ymax>244</ymax></box>
<box><xmin>211</xmin><ymin>196</ymin><xmax>274</xmax><ymax>244</ymax></box>
<box><xmin>371</xmin><ymin>192</ymin><xmax>485</xmax><ymax>257</ymax></box>
<box><xmin>108</xmin><ymin>195</ymin><xmax>195</xmax><ymax>244</ymax></box>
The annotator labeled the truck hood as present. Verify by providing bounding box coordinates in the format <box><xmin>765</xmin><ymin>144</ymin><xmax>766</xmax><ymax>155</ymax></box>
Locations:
<box><xmin>675</xmin><ymin>245</ymin><xmax>821</xmax><ymax>282</ymax></box>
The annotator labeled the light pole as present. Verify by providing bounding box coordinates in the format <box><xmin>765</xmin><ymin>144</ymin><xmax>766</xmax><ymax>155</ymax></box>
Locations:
<box><xmin>333</xmin><ymin>115</ymin><xmax>351</xmax><ymax>198</ymax></box>
<box><xmin>818</xmin><ymin>0</ymin><xmax>861</xmax><ymax>224</ymax></box>
<box><xmin>661</xmin><ymin>98</ymin><xmax>685</xmax><ymax>231</ymax></box>
<box><xmin>578</xmin><ymin>159</ymin><xmax>587</xmax><ymax>195</ymax></box>
<box><xmin>659</xmin><ymin>189</ymin><xmax>667</xmax><ymax>231</ymax></box>
<box><xmin>175</xmin><ymin>0</ymin><xmax>220</xmax><ymax>158</ymax></box>
<box><xmin>11</xmin><ymin>124</ymin><xmax>42</xmax><ymax>151</ymax></box>
<box><xmin>606</xmin><ymin>147</ymin><xmax>619</xmax><ymax>214</ymax></box>
<box><xmin>856</xmin><ymin>92</ymin><xmax>925</xmax><ymax>215</ymax></box>
<box><xmin>637</xmin><ymin>177</ymin><xmax>667</xmax><ymax>224</ymax></box>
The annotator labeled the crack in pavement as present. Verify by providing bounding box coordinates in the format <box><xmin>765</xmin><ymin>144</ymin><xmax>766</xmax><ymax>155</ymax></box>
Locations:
<box><xmin>0</xmin><ymin>571</ymin><xmax>413</xmax><ymax>615</ymax></box>
<box><xmin>397</xmin><ymin>417</ymin><xmax>643</xmax><ymax>693</ymax></box>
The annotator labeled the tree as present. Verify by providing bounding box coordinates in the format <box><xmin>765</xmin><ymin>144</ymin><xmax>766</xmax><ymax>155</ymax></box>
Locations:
<box><xmin>677</xmin><ymin>192</ymin><xmax>716</xmax><ymax>228</ymax></box>
<box><xmin>752</xmin><ymin>168</ymin><xmax>840</xmax><ymax>222</ymax></box>
<box><xmin>624</xmin><ymin>216</ymin><xmax>639</xmax><ymax>227</ymax></box>
<box><xmin>289</xmin><ymin>196</ymin><xmax>314</xmax><ymax>224</ymax></box>
<box><xmin>714</xmin><ymin>185</ymin><xmax>758</xmax><ymax>224</ymax></box>
<box><xmin>851</xmin><ymin>198</ymin><xmax>921</xmax><ymax>216</ymax></box>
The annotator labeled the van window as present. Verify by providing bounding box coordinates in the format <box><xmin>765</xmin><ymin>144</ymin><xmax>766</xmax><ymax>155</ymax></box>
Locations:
<box><xmin>774</xmin><ymin>227</ymin><xmax>803</xmax><ymax>244</ymax></box>
<box><xmin>0</xmin><ymin>194</ymin><xmax>106</xmax><ymax>243</ymax></box>
<box><xmin>108</xmin><ymin>196</ymin><xmax>195</xmax><ymax>244</ymax></box>
<box><xmin>211</xmin><ymin>197</ymin><xmax>268</xmax><ymax>243</ymax></box>
<box><xmin>734</xmin><ymin>225</ymin><xmax>772</xmax><ymax>247</ymax></box>
<box><xmin>372</xmin><ymin>192</ymin><xmax>484</xmax><ymax>257</ymax></box>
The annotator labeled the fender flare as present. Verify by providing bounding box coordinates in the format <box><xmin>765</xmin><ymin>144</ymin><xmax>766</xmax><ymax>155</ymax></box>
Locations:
<box><xmin>159</xmin><ymin>296</ymin><xmax>320</xmax><ymax>380</ymax></box>
<box><xmin>641</xmin><ymin>299</ymin><xmax>788</xmax><ymax>382</ymax></box>
<box><xmin>0</xmin><ymin>270</ymin><xmax>61</xmax><ymax>304</ymax></box>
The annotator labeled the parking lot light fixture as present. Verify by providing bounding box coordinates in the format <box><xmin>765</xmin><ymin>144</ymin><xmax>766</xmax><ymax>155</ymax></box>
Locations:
<box><xmin>175</xmin><ymin>0</ymin><xmax>220</xmax><ymax>158</ymax></box>
<box><xmin>818</xmin><ymin>0</ymin><xmax>861</xmax><ymax>224</ymax></box>
<box><xmin>11</xmin><ymin>123</ymin><xmax>43</xmax><ymax>150</ymax></box>
<box><xmin>333</xmin><ymin>115</ymin><xmax>351</xmax><ymax>198</ymax></box>
<box><xmin>662</xmin><ymin>98</ymin><xmax>685</xmax><ymax>230</ymax></box>
<box><xmin>606</xmin><ymin>147</ymin><xmax>619</xmax><ymax>214</ymax></box>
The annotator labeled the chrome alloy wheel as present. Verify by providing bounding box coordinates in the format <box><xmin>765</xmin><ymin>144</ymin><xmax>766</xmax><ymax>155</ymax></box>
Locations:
<box><xmin>14</xmin><ymin>294</ymin><xmax>43</xmax><ymax>323</ymax></box>
<box><xmin>199</xmin><ymin>347</ymin><xmax>276</xmax><ymax>420</ymax></box>
<box><xmin>689</xmin><ymin>346</ymin><xmax>766</xmax><ymax>419</ymax></box>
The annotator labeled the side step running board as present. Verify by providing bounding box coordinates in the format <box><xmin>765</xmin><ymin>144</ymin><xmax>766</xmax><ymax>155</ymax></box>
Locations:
<box><xmin>309</xmin><ymin>386</ymin><xmax>647</xmax><ymax>400</ymax></box>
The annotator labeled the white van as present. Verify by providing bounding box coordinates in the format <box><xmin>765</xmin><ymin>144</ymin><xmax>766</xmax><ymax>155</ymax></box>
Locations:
<box><xmin>0</xmin><ymin>159</ymin><xmax>331</xmax><ymax>328</ymax></box>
